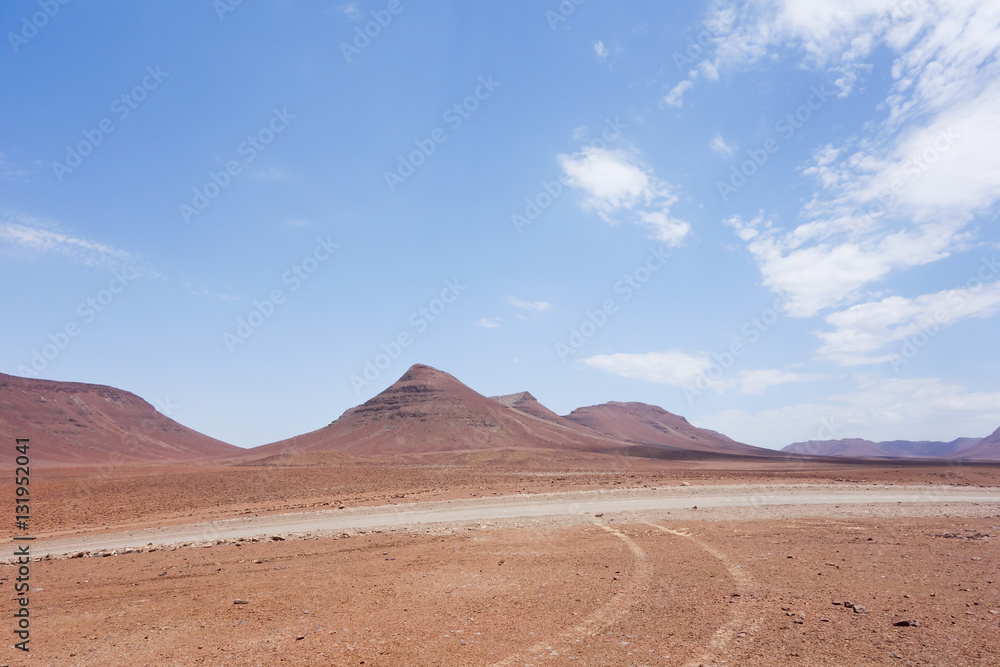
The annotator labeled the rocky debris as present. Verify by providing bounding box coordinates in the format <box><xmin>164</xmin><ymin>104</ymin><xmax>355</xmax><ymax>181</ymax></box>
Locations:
<box><xmin>893</xmin><ymin>619</ymin><xmax>921</xmax><ymax>627</ymax></box>
<box><xmin>233</xmin><ymin>600</ymin><xmax>248</xmax><ymax>605</ymax></box>
<box><xmin>853</xmin><ymin>606</ymin><xmax>868</xmax><ymax>614</ymax></box>
<box><xmin>930</xmin><ymin>530</ymin><xmax>994</xmax><ymax>540</ymax></box>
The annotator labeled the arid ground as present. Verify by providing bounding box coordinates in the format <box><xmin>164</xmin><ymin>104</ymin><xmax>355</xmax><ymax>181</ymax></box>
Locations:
<box><xmin>3</xmin><ymin>458</ymin><xmax>999</xmax><ymax>666</ymax></box>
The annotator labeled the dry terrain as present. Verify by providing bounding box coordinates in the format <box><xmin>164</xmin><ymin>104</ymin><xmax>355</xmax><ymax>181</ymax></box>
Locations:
<box><xmin>3</xmin><ymin>460</ymin><xmax>1000</xmax><ymax>666</ymax></box>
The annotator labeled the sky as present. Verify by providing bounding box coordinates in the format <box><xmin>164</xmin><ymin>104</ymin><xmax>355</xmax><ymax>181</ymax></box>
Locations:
<box><xmin>2</xmin><ymin>0</ymin><xmax>999</xmax><ymax>450</ymax></box>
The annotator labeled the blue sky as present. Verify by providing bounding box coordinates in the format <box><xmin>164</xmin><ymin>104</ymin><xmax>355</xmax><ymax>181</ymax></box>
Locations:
<box><xmin>2</xmin><ymin>0</ymin><xmax>999</xmax><ymax>449</ymax></box>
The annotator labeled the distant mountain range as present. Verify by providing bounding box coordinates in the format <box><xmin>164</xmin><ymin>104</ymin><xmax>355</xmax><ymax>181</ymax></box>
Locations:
<box><xmin>3</xmin><ymin>364</ymin><xmax>998</xmax><ymax>465</ymax></box>
<box><xmin>782</xmin><ymin>429</ymin><xmax>1000</xmax><ymax>461</ymax></box>
<box><xmin>249</xmin><ymin>364</ymin><xmax>781</xmax><ymax>461</ymax></box>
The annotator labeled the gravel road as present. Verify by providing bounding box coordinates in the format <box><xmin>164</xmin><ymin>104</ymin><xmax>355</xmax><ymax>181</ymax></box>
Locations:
<box><xmin>20</xmin><ymin>483</ymin><xmax>1000</xmax><ymax>558</ymax></box>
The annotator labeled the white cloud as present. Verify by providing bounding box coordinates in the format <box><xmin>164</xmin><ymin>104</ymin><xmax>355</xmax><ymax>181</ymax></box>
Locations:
<box><xmin>283</xmin><ymin>218</ymin><xmax>311</xmax><ymax>227</ymax></box>
<box><xmin>0</xmin><ymin>216</ymin><xmax>137</xmax><ymax>269</ymax></box>
<box><xmin>663</xmin><ymin>80</ymin><xmax>693</xmax><ymax>107</ymax></box>
<box><xmin>558</xmin><ymin>147</ymin><xmax>691</xmax><ymax>246</ymax></box>
<box><xmin>817</xmin><ymin>270</ymin><xmax>1000</xmax><ymax>365</ymax></box>
<box><xmin>703</xmin><ymin>1</ymin><xmax>1000</xmax><ymax>317</ymax></box>
<box><xmin>738</xmin><ymin>369</ymin><xmax>824</xmax><ymax>395</ymax></box>
<box><xmin>582</xmin><ymin>349</ymin><xmax>822</xmax><ymax>396</ymax></box>
<box><xmin>637</xmin><ymin>211</ymin><xmax>692</xmax><ymax>246</ymax></box>
<box><xmin>593</xmin><ymin>40</ymin><xmax>609</xmax><ymax>61</ymax></box>
<box><xmin>710</xmin><ymin>134</ymin><xmax>736</xmax><ymax>157</ymax></box>
<box><xmin>475</xmin><ymin>317</ymin><xmax>502</xmax><ymax>329</ymax></box>
<box><xmin>582</xmin><ymin>350</ymin><xmax>735</xmax><ymax>393</ymax></box>
<box><xmin>506</xmin><ymin>297</ymin><xmax>552</xmax><ymax>312</ymax></box>
<box><xmin>724</xmin><ymin>214</ymin><xmax>967</xmax><ymax>317</ymax></box>
<box><xmin>696</xmin><ymin>376</ymin><xmax>1000</xmax><ymax>448</ymax></box>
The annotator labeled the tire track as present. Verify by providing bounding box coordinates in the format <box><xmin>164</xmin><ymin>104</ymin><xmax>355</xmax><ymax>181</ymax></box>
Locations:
<box><xmin>493</xmin><ymin>523</ymin><xmax>652</xmax><ymax>666</ymax></box>
<box><xmin>646</xmin><ymin>522</ymin><xmax>761</xmax><ymax>666</ymax></box>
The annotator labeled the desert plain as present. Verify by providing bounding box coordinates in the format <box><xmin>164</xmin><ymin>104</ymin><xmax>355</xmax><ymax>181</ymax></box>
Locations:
<box><xmin>1</xmin><ymin>458</ymin><xmax>998</xmax><ymax>666</ymax></box>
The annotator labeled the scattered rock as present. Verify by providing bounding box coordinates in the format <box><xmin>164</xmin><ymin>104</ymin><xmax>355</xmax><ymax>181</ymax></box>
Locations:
<box><xmin>844</xmin><ymin>601</ymin><xmax>854</xmax><ymax>609</ymax></box>
<box><xmin>853</xmin><ymin>606</ymin><xmax>868</xmax><ymax>614</ymax></box>
<box><xmin>893</xmin><ymin>619</ymin><xmax>920</xmax><ymax>627</ymax></box>
<box><xmin>234</xmin><ymin>599</ymin><xmax>249</xmax><ymax>605</ymax></box>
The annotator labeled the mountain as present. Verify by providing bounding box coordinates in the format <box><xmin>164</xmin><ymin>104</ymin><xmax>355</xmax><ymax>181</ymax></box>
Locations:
<box><xmin>250</xmin><ymin>365</ymin><xmax>627</xmax><ymax>458</ymax></box>
<box><xmin>250</xmin><ymin>364</ymin><xmax>770</xmax><ymax>461</ymax></box>
<box><xmin>782</xmin><ymin>437</ymin><xmax>984</xmax><ymax>459</ymax></box>
<box><xmin>490</xmin><ymin>391</ymin><xmax>587</xmax><ymax>431</ymax></box>
<box><xmin>0</xmin><ymin>373</ymin><xmax>240</xmax><ymax>465</ymax></box>
<box><xmin>563</xmin><ymin>401</ymin><xmax>780</xmax><ymax>458</ymax></box>
<box><xmin>958</xmin><ymin>427</ymin><xmax>1000</xmax><ymax>460</ymax></box>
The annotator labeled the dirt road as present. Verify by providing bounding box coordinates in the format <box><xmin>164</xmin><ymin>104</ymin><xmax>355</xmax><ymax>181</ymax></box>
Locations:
<box><xmin>20</xmin><ymin>483</ymin><xmax>1000</xmax><ymax>558</ymax></box>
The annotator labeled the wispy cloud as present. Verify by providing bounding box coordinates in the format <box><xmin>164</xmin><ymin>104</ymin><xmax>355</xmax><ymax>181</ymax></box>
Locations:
<box><xmin>737</xmin><ymin>369</ymin><xmax>824</xmax><ymax>395</ymax></box>
<box><xmin>251</xmin><ymin>166</ymin><xmax>293</xmax><ymax>181</ymax></box>
<box><xmin>582</xmin><ymin>349</ymin><xmax>822</xmax><ymax>396</ymax></box>
<box><xmin>506</xmin><ymin>297</ymin><xmax>553</xmax><ymax>312</ymax></box>
<box><xmin>817</xmin><ymin>273</ymin><xmax>1000</xmax><ymax>366</ymax></box>
<box><xmin>698</xmin><ymin>376</ymin><xmax>1000</xmax><ymax>448</ymax></box>
<box><xmin>593</xmin><ymin>40</ymin><xmax>609</xmax><ymax>62</ymax></box>
<box><xmin>583</xmin><ymin>350</ymin><xmax>733</xmax><ymax>392</ymax></box>
<box><xmin>340</xmin><ymin>3</ymin><xmax>361</xmax><ymax>21</ymax></box>
<box><xmin>475</xmin><ymin>317</ymin><xmax>502</xmax><ymax>329</ymax></box>
<box><xmin>0</xmin><ymin>215</ymin><xmax>139</xmax><ymax>269</ymax></box>
<box><xmin>0</xmin><ymin>152</ymin><xmax>33</xmax><ymax>181</ymax></box>
<box><xmin>558</xmin><ymin>147</ymin><xmax>691</xmax><ymax>246</ymax></box>
<box><xmin>710</xmin><ymin>134</ymin><xmax>736</xmax><ymax>157</ymax></box>
<box><xmin>663</xmin><ymin>80</ymin><xmax>693</xmax><ymax>107</ymax></box>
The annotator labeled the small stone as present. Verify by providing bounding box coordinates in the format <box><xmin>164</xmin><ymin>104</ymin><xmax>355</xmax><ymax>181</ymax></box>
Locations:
<box><xmin>234</xmin><ymin>600</ymin><xmax>249</xmax><ymax>605</ymax></box>
<box><xmin>853</xmin><ymin>606</ymin><xmax>867</xmax><ymax>614</ymax></box>
<box><xmin>844</xmin><ymin>601</ymin><xmax>854</xmax><ymax>609</ymax></box>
